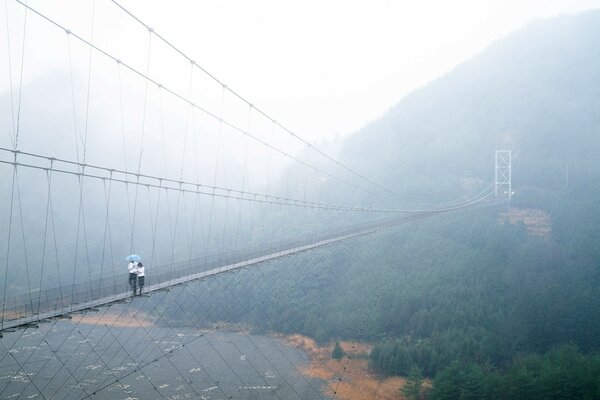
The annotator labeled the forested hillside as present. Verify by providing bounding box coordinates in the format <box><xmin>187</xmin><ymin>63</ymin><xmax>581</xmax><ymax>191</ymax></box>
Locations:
<box><xmin>340</xmin><ymin>11</ymin><xmax>600</xmax><ymax>203</ymax></box>
<box><xmin>177</xmin><ymin>10</ymin><xmax>600</xmax><ymax>398</ymax></box>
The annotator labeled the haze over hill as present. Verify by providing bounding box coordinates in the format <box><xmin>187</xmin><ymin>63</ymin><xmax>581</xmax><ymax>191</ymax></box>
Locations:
<box><xmin>1</xmin><ymin>6</ymin><xmax>600</xmax><ymax>400</ymax></box>
<box><xmin>192</xmin><ymin>11</ymin><xmax>600</xmax><ymax>399</ymax></box>
<box><xmin>339</xmin><ymin>10</ymin><xmax>600</xmax><ymax>201</ymax></box>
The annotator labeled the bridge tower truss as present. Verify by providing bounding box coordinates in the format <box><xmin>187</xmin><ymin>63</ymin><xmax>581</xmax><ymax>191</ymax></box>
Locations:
<box><xmin>495</xmin><ymin>150</ymin><xmax>512</xmax><ymax>201</ymax></box>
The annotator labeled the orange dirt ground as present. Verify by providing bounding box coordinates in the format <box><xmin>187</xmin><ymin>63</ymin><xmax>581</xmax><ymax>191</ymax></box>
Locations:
<box><xmin>74</xmin><ymin>310</ymin><xmax>155</xmax><ymax>328</ymax></box>
<box><xmin>500</xmin><ymin>207</ymin><xmax>551</xmax><ymax>237</ymax></box>
<box><xmin>282</xmin><ymin>334</ymin><xmax>407</xmax><ymax>400</ymax></box>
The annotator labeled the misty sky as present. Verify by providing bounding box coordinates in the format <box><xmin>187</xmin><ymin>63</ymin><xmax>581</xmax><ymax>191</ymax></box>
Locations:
<box><xmin>2</xmin><ymin>0</ymin><xmax>600</xmax><ymax>146</ymax></box>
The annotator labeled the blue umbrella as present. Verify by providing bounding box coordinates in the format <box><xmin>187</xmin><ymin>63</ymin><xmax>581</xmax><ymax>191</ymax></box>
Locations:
<box><xmin>126</xmin><ymin>254</ymin><xmax>142</xmax><ymax>262</ymax></box>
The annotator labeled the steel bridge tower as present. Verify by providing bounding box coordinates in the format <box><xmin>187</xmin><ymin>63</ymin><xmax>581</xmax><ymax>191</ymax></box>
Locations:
<box><xmin>495</xmin><ymin>150</ymin><xmax>512</xmax><ymax>201</ymax></box>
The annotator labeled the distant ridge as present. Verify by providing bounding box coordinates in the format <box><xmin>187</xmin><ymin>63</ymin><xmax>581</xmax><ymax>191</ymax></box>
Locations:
<box><xmin>340</xmin><ymin>10</ymin><xmax>600</xmax><ymax>199</ymax></box>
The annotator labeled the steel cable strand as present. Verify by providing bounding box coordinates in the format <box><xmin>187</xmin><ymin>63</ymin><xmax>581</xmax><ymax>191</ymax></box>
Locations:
<box><xmin>54</xmin><ymin>302</ymin><xmax>160</xmax><ymax>398</ymax></box>
<box><xmin>29</xmin><ymin>308</ymin><xmax>140</xmax><ymax>400</ymax></box>
<box><xmin>171</xmin><ymin>261</ymin><xmax>309</xmax><ymax>400</ymax></box>
<box><xmin>0</xmin><ymin>332</ymin><xmax>50</xmax><ymax>400</ymax></box>
<box><xmin>116</xmin><ymin>62</ymin><xmax>135</xmax><ymax>247</ymax></box>
<box><xmin>28</xmin><ymin>305</ymin><xmax>133</xmax><ymax>397</ymax></box>
<box><xmin>30</xmin><ymin>261</ymin><xmax>173</xmax><ymax>396</ymax></box>
<box><xmin>25</xmin><ymin>310</ymin><xmax>120</xmax><ymax>392</ymax></box>
<box><xmin>167</xmin><ymin>184</ymin><xmax>184</xmax><ymax>284</ymax></box>
<box><xmin>80</xmin><ymin>280</ymin><xmax>248</xmax><ymax>400</ymax></box>
<box><xmin>75</xmin><ymin>212</ymin><xmax>426</xmax><ymax>400</ymax></box>
<box><xmin>234</xmin><ymin>248</ymin><xmax>327</xmax><ymax>397</ymax></box>
<box><xmin>1</xmin><ymin>162</ymin><xmax>18</xmax><ymax>330</ymax></box>
<box><xmin>80</xmin><ymin>324</ymin><xmax>224</xmax><ymax>399</ymax></box>
<box><xmin>35</xmin><ymin>168</ymin><xmax>53</xmax><ymax>316</ymax></box>
<box><xmin>186</xmin><ymin>97</ymin><xmax>205</xmax><ymax>266</ymax></box>
<box><xmin>116</xmin><ymin>314</ymin><xmax>196</xmax><ymax>399</ymax></box>
<box><xmin>56</xmin><ymin>296</ymin><xmax>170</xmax><ymax>399</ymax></box>
<box><xmin>178</xmin><ymin>191</ymin><xmax>193</xmax><ymax>275</ymax></box>
<box><xmin>98</xmin><ymin>176</ymin><xmax>113</xmax><ymax>299</ymax></box>
<box><xmin>325</xmin><ymin>237</ymin><xmax>384</xmax><ymax>399</ymax></box>
<box><xmin>2</xmin><ymin>155</ymin><xmax>487</xmax><ymax>214</ymax></box>
<box><xmin>177</xmin><ymin>64</ymin><xmax>196</xmax><ymax>275</ymax></box>
<box><xmin>178</xmin><ymin>213</ymin><xmax>336</xmax><ymax>400</ymax></box>
<box><xmin>71</xmin><ymin>250</ymin><xmax>245</xmax><ymax>397</ymax></box>
<box><xmin>82</xmin><ymin>247</ymin><xmax>322</xmax><ymax>400</ymax></box>
<box><xmin>76</xmin><ymin>323</ymin><xmax>224</xmax><ymax>400</ymax></box>
<box><xmin>218</xmin><ymin>239</ymin><xmax>343</xmax><ymax>397</ymax></box>
<box><xmin>70</xmin><ymin>313</ymin><xmax>170</xmax><ymax>399</ymax></box>
<box><xmin>0</xmin><ymin>186</ymin><xmax>496</xmax><ymax>332</ymax></box>
<box><xmin>261</xmin><ymin>209</ymin><xmax>362</xmax><ymax>398</ymax></box>
<box><xmin>146</xmin><ymin>271</ymin><xmax>290</xmax><ymax>400</ymax></box>
<box><xmin>97</xmin><ymin>296</ymin><xmax>226</xmax><ymax>399</ymax></box>
<box><xmin>81</xmin><ymin>0</ymin><xmax>95</xmax><ymax>165</ymax></box>
<box><xmin>66</xmin><ymin>17</ymin><xmax>89</xmax><ymax>312</ymax></box>
<box><xmin>147</xmin><ymin>184</ymin><xmax>161</xmax><ymax>280</ymax></box>
<box><xmin>0</xmin><ymin>146</ymin><xmax>478</xmax><ymax>213</ymax></box>
<box><xmin>71</xmin><ymin>275</ymin><xmax>184</xmax><ymax>384</ymax></box>
<box><xmin>9</xmin><ymin>319</ymin><xmax>101</xmax><ymax>399</ymax></box>
<box><xmin>13</xmin><ymin>168</ymin><xmax>35</xmax><ymax>322</ymax></box>
<box><xmin>0</xmin><ymin>315</ymin><xmax>39</xmax><ymax>378</ymax></box>
<box><xmin>0</xmin><ymin>324</ymin><xmax>57</xmax><ymax>398</ymax></box>
<box><xmin>78</xmin><ymin>183</ymin><xmax>94</xmax><ymax>311</ymax></box>
<box><xmin>69</xmin><ymin>14</ymin><xmax>96</xmax><ymax>303</ymax></box>
<box><xmin>4</xmin><ymin>0</ymin><xmax>16</xmax><ymax>146</ymax></box>
<box><xmin>96</xmin><ymin>271</ymin><xmax>241</xmax><ymax>399</ymax></box>
<box><xmin>45</xmin><ymin>167</ymin><xmax>64</xmax><ymax>309</ymax></box>
<box><xmin>229</xmin><ymin>265</ymin><xmax>324</xmax><ymax>399</ymax></box>
<box><xmin>12</xmin><ymin>0</ymin><xmax>27</xmax><ymax>151</ymax></box>
<box><xmin>186</xmin><ymin>183</ymin><xmax>204</xmax><ymax>271</ymax></box>
<box><xmin>129</xmin><ymin>29</ymin><xmax>153</xmax><ymax>257</ymax></box>
<box><xmin>69</xmin><ymin>170</ymin><xmax>87</xmax><ymax>312</ymax></box>
<box><xmin>70</xmin><ymin>54</ymin><xmax>95</xmax><ymax>305</ymax></box>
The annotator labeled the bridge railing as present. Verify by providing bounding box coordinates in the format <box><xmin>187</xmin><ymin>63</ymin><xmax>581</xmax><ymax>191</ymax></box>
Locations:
<box><xmin>1</xmin><ymin>212</ymin><xmax>438</xmax><ymax>328</ymax></box>
<box><xmin>0</xmin><ymin>235</ymin><xmax>311</xmax><ymax>325</ymax></box>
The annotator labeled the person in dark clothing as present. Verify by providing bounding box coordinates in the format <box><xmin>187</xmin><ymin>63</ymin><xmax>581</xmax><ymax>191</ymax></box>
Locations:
<box><xmin>136</xmin><ymin>262</ymin><xmax>145</xmax><ymax>295</ymax></box>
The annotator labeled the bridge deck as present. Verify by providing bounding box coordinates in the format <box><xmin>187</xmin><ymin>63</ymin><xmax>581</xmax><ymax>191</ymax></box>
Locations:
<box><xmin>0</xmin><ymin>204</ymin><xmax>499</xmax><ymax>333</ymax></box>
<box><xmin>0</xmin><ymin>226</ymin><xmax>377</xmax><ymax>332</ymax></box>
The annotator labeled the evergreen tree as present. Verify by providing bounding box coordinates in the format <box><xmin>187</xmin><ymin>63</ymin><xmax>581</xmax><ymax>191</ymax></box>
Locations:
<box><xmin>332</xmin><ymin>340</ymin><xmax>345</xmax><ymax>360</ymax></box>
<box><xmin>402</xmin><ymin>366</ymin><xmax>424</xmax><ymax>400</ymax></box>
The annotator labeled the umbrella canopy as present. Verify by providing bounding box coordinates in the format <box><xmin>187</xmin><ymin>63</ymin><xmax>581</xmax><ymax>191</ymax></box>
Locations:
<box><xmin>126</xmin><ymin>254</ymin><xmax>142</xmax><ymax>262</ymax></box>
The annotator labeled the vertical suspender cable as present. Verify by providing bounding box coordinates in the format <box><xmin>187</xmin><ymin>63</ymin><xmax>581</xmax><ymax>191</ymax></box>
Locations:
<box><xmin>37</xmin><ymin>165</ymin><xmax>54</xmax><ymax>314</ymax></box>
<box><xmin>149</xmin><ymin>181</ymin><xmax>162</xmax><ymax>276</ymax></box>
<box><xmin>129</xmin><ymin>28</ymin><xmax>153</xmax><ymax>255</ymax></box>
<box><xmin>99</xmin><ymin>173</ymin><xmax>113</xmax><ymax>298</ymax></box>
<box><xmin>4</xmin><ymin>0</ymin><xmax>16</xmax><ymax>146</ymax></box>
<box><xmin>47</xmin><ymin>162</ymin><xmax>64</xmax><ymax>308</ymax></box>
<box><xmin>10</xmin><ymin>0</ymin><xmax>35</xmax><ymax>318</ymax></box>
<box><xmin>178</xmin><ymin>62</ymin><xmax>194</xmax><ymax>270</ymax></box>
<box><xmin>66</xmin><ymin>27</ymin><xmax>81</xmax><ymax>309</ymax></box>
<box><xmin>68</xmin><ymin>0</ymin><xmax>99</xmax><ymax>307</ymax></box>
<box><xmin>205</xmin><ymin>85</ymin><xmax>226</xmax><ymax>261</ymax></box>
<box><xmin>81</xmin><ymin>0</ymin><xmax>95</xmax><ymax>164</ymax></box>
<box><xmin>1</xmin><ymin>160</ymin><xmax>17</xmax><ymax>330</ymax></box>
<box><xmin>234</xmin><ymin>104</ymin><xmax>252</xmax><ymax>252</ymax></box>
<box><xmin>1</xmin><ymin>2</ymin><xmax>21</xmax><ymax>327</ymax></box>
<box><xmin>13</xmin><ymin>0</ymin><xmax>27</xmax><ymax>150</ymax></box>
<box><xmin>117</xmin><ymin>61</ymin><xmax>134</xmax><ymax>237</ymax></box>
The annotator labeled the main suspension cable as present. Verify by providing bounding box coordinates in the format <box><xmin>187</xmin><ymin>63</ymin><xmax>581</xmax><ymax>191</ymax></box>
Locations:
<box><xmin>109</xmin><ymin>0</ymin><xmax>405</xmax><ymax>200</ymax></box>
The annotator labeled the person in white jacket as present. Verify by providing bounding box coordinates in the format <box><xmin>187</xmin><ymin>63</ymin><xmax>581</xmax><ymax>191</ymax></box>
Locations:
<box><xmin>128</xmin><ymin>261</ymin><xmax>138</xmax><ymax>295</ymax></box>
<box><xmin>136</xmin><ymin>262</ymin><xmax>145</xmax><ymax>296</ymax></box>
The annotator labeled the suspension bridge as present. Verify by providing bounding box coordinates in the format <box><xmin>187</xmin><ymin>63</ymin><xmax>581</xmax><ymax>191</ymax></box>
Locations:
<box><xmin>0</xmin><ymin>1</ymin><xmax>502</xmax><ymax>399</ymax></box>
